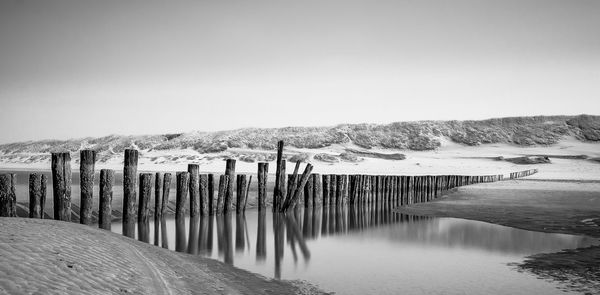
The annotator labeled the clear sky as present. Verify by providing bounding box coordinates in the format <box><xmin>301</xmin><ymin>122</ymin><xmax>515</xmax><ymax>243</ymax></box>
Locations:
<box><xmin>0</xmin><ymin>0</ymin><xmax>599</xmax><ymax>143</ymax></box>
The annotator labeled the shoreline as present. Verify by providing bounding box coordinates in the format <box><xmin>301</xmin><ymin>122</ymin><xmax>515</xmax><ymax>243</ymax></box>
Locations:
<box><xmin>396</xmin><ymin>179</ymin><xmax>600</xmax><ymax>294</ymax></box>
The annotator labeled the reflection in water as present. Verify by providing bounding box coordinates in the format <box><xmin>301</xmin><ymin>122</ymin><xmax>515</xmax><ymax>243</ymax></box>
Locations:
<box><xmin>175</xmin><ymin>217</ymin><xmax>187</xmax><ymax>253</ymax></box>
<box><xmin>199</xmin><ymin>216</ymin><xmax>209</xmax><ymax>255</ymax></box>
<box><xmin>235</xmin><ymin>214</ymin><xmax>245</xmax><ymax>253</ymax></box>
<box><xmin>138</xmin><ymin>219</ymin><xmax>150</xmax><ymax>243</ymax></box>
<box><xmin>160</xmin><ymin>217</ymin><xmax>168</xmax><ymax>249</ymax></box>
<box><xmin>112</xmin><ymin>205</ymin><xmax>598</xmax><ymax>295</ymax></box>
<box><xmin>188</xmin><ymin>216</ymin><xmax>199</xmax><ymax>255</ymax></box>
<box><xmin>256</xmin><ymin>211</ymin><xmax>266</xmax><ymax>261</ymax></box>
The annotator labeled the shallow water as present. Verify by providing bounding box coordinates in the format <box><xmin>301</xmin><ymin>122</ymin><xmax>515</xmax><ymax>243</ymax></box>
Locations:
<box><xmin>111</xmin><ymin>206</ymin><xmax>597</xmax><ymax>295</ymax></box>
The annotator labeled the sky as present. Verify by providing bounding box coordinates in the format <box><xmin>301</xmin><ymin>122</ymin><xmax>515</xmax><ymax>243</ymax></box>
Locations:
<box><xmin>0</xmin><ymin>0</ymin><xmax>599</xmax><ymax>143</ymax></box>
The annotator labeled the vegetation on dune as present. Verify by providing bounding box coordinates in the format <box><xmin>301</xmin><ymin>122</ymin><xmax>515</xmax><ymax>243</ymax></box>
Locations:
<box><xmin>0</xmin><ymin>115</ymin><xmax>598</xmax><ymax>164</ymax></box>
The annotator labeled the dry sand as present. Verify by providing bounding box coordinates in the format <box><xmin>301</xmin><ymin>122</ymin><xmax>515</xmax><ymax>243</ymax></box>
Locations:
<box><xmin>397</xmin><ymin>180</ymin><xmax>600</xmax><ymax>294</ymax></box>
<box><xmin>0</xmin><ymin>218</ymin><xmax>323</xmax><ymax>295</ymax></box>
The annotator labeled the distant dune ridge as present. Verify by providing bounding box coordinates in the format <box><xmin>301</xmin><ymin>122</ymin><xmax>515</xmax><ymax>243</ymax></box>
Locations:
<box><xmin>0</xmin><ymin>115</ymin><xmax>598</xmax><ymax>166</ymax></box>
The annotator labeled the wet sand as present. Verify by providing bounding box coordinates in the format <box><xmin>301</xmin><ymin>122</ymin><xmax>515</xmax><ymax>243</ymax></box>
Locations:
<box><xmin>0</xmin><ymin>218</ymin><xmax>324</xmax><ymax>295</ymax></box>
<box><xmin>396</xmin><ymin>180</ymin><xmax>600</xmax><ymax>294</ymax></box>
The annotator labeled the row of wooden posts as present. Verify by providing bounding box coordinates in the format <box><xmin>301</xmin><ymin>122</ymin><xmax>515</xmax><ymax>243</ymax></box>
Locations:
<box><xmin>0</xmin><ymin>140</ymin><xmax>539</xmax><ymax>232</ymax></box>
<box><xmin>509</xmin><ymin>169</ymin><xmax>538</xmax><ymax>179</ymax></box>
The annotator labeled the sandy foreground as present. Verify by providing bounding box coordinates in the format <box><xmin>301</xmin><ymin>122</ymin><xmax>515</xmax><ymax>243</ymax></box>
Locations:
<box><xmin>0</xmin><ymin>218</ymin><xmax>323</xmax><ymax>295</ymax></box>
<box><xmin>397</xmin><ymin>180</ymin><xmax>600</xmax><ymax>294</ymax></box>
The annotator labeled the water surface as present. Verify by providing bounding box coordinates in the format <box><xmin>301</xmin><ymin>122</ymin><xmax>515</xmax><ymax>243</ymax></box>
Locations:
<box><xmin>111</xmin><ymin>206</ymin><xmax>597</xmax><ymax>295</ymax></box>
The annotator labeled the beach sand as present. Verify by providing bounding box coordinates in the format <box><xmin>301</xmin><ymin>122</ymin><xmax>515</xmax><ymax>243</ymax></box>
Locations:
<box><xmin>0</xmin><ymin>218</ymin><xmax>323</xmax><ymax>295</ymax></box>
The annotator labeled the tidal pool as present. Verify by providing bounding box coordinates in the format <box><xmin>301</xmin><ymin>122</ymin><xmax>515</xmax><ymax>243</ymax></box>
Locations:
<box><xmin>111</xmin><ymin>206</ymin><xmax>598</xmax><ymax>295</ymax></box>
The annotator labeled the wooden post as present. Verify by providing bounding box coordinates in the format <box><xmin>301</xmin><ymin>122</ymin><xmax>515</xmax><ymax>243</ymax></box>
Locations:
<box><xmin>216</xmin><ymin>175</ymin><xmax>229</xmax><ymax>215</ymax></box>
<box><xmin>335</xmin><ymin>175</ymin><xmax>344</xmax><ymax>207</ymax></box>
<box><xmin>244</xmin><ymin>176</ymin><xmax>252</xmax><ymax>211</ymax></box>
<box><xmin>200</xmin><ymin>174</ymin><xmax>209</xmax><ymax>216</ymax></box>
<box><xmin>0</xmin><ymin>174</ymin><xmax>17</xmax><ymax>217</ymax></box>
<box><xmin>40</xmin><ymin>174</ymin><xmax>47</xmax><ymax>218</ymax></box>
<box><xmin>322</xmin><ymin>174</ymin><xmax>330</xmax><ymax>207</ymax></box>
<box><xmin>236</xmin><ymin>175</ymin><xmax>248</xmax><ymax>214</ymax></box>
<box><xmin>286</xmin><ymin>162</ymin><xmax>301</xmax><ymax>203</ymax></box>
<box><xmin>138</xmin><ymin>173</ymin><xmax>152</xmax><ymax>223</ymax></box>
<box><xmin>51</xmin><ymin>152</ymin><xmax>72</xmax><ymax>221</ymax></box>
<box><xmin>304</xmin><ymin>174</ymin><xmax>313</xmax><ymax>208</ymax></box>
<box><xmin>281</xmin><ymin>164</ymin><xmax>314</xmax><ymax>211</ymax></box>
<box><xmin>175</xmin><ymin>172</ymin><xmax>190</xmax><ymax>220</ymax></box>
<box><xmin>154</xmin><ymin>172</ymin><xmax>163</xmax><ymax>224</ymax></box>
<box><xmin>257</xmin><ymin>163</ymin><xmax>268</xmax><ymax>211</ymax></box>
<box><xmin>208</xmin><ymin>174</ymin><xmax>215</xmax><ymax>215</ymax></box>
<box><xmin>273</xmin><ymin>140</ymin><xmax>286</xmax><ymax>212</ymax></box>
<box><xmin>79</xmin><ymin>149</ymin><xmax>96</xmax><ymax>225</ymax></box>
<box><xmin>99</xmin><ymin>169</ymin><xmax>114</xmax><ymax>230</ymax></box>
<box><xmin>29</xmin><ymin>173</ymin><xmax>43</xmax><ymax>218</ymax></box>
<box><xmin>123</xmin><ymin>149</ymin><xmax>138</xmax><ymax>229</ymax></box>
<box><xmin>224</xmin><ymin>159</ymin><xmax>236</xmax><ymax>213</ymax></box>
<box><xmin>188</xmin><ymin>164</ymin><xmax>200</xmax><ymax>217</ymax></box>
<box><xmin>312</xmin><ymin>174</ymin><xmax>322</xmax><ymax>207</ymax></box>
<box><xmin>160</xmin><ymin>173</ymin><xmax>172</xmax><ymax>216</ymax></box>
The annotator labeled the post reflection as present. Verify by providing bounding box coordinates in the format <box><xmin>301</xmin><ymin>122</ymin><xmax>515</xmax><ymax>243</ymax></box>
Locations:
<box><xmin>187</xmin><ymin>216</ymin><xmax>199</xmax><ymax>255</ymax></box>
<box><xmin>175</xmin><ymin>216</ymin><xmax>187</xmax><ymax>253</ymax></box>
<box><xmin>154</xmin><ymin>205</ymin><xmax>439</xmax><ymax>279</ymax></box>
<box><xmin>256</xmin><ymin>211</ymin><xmax>267</xmax><ymax>261</ymax></box>
<box><xmin>160</xmin><ymin>216</ymin><xmax>169</xmax><ymax>249</ymax></box>
<box><xmin>137</xmin><ymin>219</ymin><xmax>150</xmax><ymax>243</ymax></box>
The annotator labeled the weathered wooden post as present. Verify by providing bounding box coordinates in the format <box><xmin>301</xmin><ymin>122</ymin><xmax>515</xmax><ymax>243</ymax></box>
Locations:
<box><xmin>0</xmin><ymin>174</ymin><xmax>17</xmax><ymax>217</ymax></box>
<box><xmin>312</xmin><ymin>174</ymin><xmax>322</xmax><ymax>207</ymax></box>
<box><xmin>175</xmin><ymin>172</ymin><xmax>190</xmax><ymax>220</ymax></box>
<box><xmin>216</xmin><ymin>175</ymin><xmax>229</xmax><ymax>215</ymax></box>
<box><xmin>236</xmin><ymin>174</ymin><xmax>248</xmax><ymax>214</ymax></box>
<box><xmin>330</xmin><ymin>175</ymin><xmax>337</xmax><ymax>207</ymax></box>
<box><xmin>244</xmin><ymin>176</ymin><xmax>252</xmax><ymax>211</ymax></box>
<box><xmin>138</xmin><ymin>173</ymin><xmax>152</xmax><ymax>223</ymax></box>
<box><xmin>79</xmin><ymin>149</ymin><xmax>96</xmax><ymax>225</ymax></box>
<box><xmin>99</xmin><ymin>169</ymin><xmax>114</xmax><ymax>230</ymax></box>
<box><xmin>154</xmin><ymin>172</ymin><xmax>163</xmax><ymax>222</ymax></box>
<box><xmin>123</xmin><ymin>149</ymin><xmax>138</xmax><ymax>232</ymax></box>
<box><xmin>364</xmin><ymin>175</ymin><xmax>371</xmax><ymax>206</ymax></box>
<box><xmin>208</xmin><ymin>174</ymin><xmax>215</xmax><ymax>215</ymax></box>
<box><xmin>371</xmin><ymin>175</ymin><xmax>377</xmax><ymax>205</ymax></box>
<box><xmin>154</xmin><ymin>172</ymin><xmax>163</xmax><ymax>226</ymax></box>
<box><xmin>224</xmin><ymin>159</ymin><xmax>236</xmax><ymax>213</ymax></box>
<box><xmin>281</xmin><ymin>164</ymin><xmax>314</xmax><ymax>211</ymax></box>
<box><xmin>160</xmin><ymin>173</ymin><xmax>172</xmax><ymax>216</ymax></box>
<box><xmin>29</xmin><ymin>173</ymin><xmax>43</xmax><ymax>218</ymax></box>
<box><xmin>200</xmin><ymin>174</ymin><xmax>209</xmax><ymax>216</ymax></box>
<box><xmin>347</xmin><ymin>175</ymin><xmax>354</xmax><ymax>205</ymax></box>
<box><xmin>257</xmin><ymin>162</ymin><xmax>268</xmax><ymax>211</ymax></box>
<box><xmin>286</xmin><ymin>162</ymin><xmax>301</xmax><ymax>204</ymax></box>
<box><xmin>335</xmin><ymin>175</ymin><xmax>343</xmax><ymax>207</ymax></box>
<box><xmin>40</xmin><ymin>174</ymin><xmax>47</xmax><ymax>218</ymax></box>
<box><xmin>304</xmin><ymin>174</ymin><xmax>313</xmax><ymax>208</ymax></box>
<box><xmin>188</xmin><ymin>164</ymin><xmax>200</xmax><ymax>217</ymax></box>
<box><xmin>322</xmin><ymin>174</ymin><xmax>330</xmax><ymax>206</ymax></box>
<box><xmin>342</xmin><ymin>174</ymin><xmax>349</xmax><ymax>206</ymax></box>
<box><xmin>51</xmin><ymin>152</ymin><xmax>72</xmax><ymax>221</ymax></box>
<box><xmin>273</xmin><ymin>140</ymin><xmax>286</xmax><ymax>212</ymax></box>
